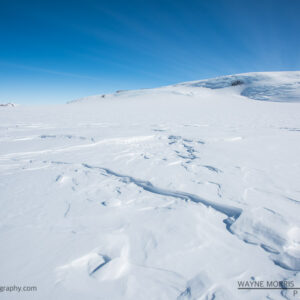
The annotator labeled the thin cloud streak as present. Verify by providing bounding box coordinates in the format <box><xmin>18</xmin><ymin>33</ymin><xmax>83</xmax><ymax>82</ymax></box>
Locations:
<box><xmin>0</xmin><ymin>61</ymin><xmax>103</xmax><ymax>81</ymax></box>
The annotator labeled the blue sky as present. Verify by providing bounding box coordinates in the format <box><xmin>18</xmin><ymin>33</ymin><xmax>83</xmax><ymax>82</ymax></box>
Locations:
<box><xmin>1</xmin><ymin>0</ymin><xmax>300</xmax><ymax>104</ymax></box>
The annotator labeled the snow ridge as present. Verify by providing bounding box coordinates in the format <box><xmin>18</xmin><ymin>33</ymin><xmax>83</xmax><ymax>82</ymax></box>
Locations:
<box><xmin>82</xmin><ymin>163</ymin><xmax>300</xmax><ymax>272</ymax></box>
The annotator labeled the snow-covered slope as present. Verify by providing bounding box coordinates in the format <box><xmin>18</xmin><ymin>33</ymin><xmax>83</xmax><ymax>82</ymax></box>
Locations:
<box><xmin>177</xmin><ymin>71</ymin><xmax>300</xmax><ymax>101</ymax></box>
<box><xmin>0</xmin><ymin>72</ymin><xmax>300</xmax><ymax>299</ymax></box>
<box><xmin>73</xmin><ymin>71</ymin><xmax>300</xmax><ymax>103</ymax></box>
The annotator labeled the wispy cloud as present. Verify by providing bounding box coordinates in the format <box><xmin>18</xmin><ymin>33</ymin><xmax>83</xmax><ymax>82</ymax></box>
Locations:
<box><xmin>0</xmin><ymin>61</ymin><xmax>102</xmax><ymax>81</ymax></box>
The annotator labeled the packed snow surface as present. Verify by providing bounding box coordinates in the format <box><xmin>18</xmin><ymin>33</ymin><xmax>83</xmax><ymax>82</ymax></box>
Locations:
<box><xmin>0</xmin><ymin>72</ymin><xmax>300</xmax><ymax>299</ymax></box>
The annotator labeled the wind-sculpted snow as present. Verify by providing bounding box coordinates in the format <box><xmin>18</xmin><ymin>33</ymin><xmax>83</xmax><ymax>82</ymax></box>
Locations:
<box><xmin>176</xmin><ymin>72</ymin><xmax>300</xmax><ymax>102</ymax></box>
<box><xmin>176</xmin><ymin>74</ymin><xmax>262</xmax><ymax>89</ymax></box>
<box><xmin>0</xmin><ymin>71</ymin><xmax>300</xmax><ymax>299</ymax></box>
<box><xmin>82</xmin><ymin>163</ymin><xmax>242</xmax><ymax>219</ymax></box>
<box><xmin>241</xmin><ymin>83</ymin><xmax>300</xmax><ymax>102</ymax></box>
<box><xmin>81</xmin><ymin>162</ymin><xmax>299</xmax><ymax>273</ymax></box>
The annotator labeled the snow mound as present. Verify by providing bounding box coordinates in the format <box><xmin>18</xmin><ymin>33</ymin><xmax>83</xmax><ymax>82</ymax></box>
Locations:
<box><xmin>0</xmin><ymin>102</ymin><xmax>16</xmax><ymax>107</ymax></box>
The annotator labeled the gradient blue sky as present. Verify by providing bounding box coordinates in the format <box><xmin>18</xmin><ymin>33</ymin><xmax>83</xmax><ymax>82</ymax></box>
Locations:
<box><xmin>1</xmin><ymin>0</ymin><xmax>300</xmax><ymax>104</ymax></box>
